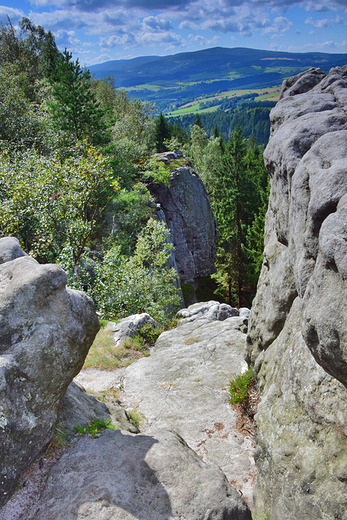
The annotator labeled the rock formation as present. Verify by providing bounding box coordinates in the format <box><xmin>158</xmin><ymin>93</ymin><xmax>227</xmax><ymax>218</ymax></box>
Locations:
<box><xmin>247</xmin><ymin>66</ymin><xmax>347</xmax><ymax>518</ymax></box>
<box><xmin>149</xmin><ymin>167</ymin><xmax>218</xmax><ymax>285</ymax></box>
<box><xmin>119</xmin><ymin>301</ymin><xmax>256</xmax><ymax>507</ymax></box>
<box><xmin>0</xmin><ymin>237</ymin><xmax>100</xmax><ymax>505</ymax></box>
<box><xmin>104</xmin><ymin>312</ymin><xmax>157</xmax><ymax>348</ymax></box>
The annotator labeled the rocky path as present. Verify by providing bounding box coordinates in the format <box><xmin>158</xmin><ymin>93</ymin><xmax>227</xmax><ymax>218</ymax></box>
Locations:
<box><xmin>76</xmin><ymin>302</ymin><xmax>257</xmax><ymax>511</ymax></box>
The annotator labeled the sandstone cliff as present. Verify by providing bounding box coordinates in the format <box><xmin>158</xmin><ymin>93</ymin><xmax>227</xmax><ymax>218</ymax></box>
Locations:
<box><xmin>247</xmin><ymin>66</ymin><xmax>347</xmax><ymax>518</ymax></box>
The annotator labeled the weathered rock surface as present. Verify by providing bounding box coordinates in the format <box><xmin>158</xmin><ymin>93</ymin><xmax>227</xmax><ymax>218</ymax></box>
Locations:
<box><xmin>254</xmin><ymin>299</ymin><xmax>347</xmax><ymax>519</ymax></box>
<box><xmin>247</xmin><ymin>66</ymin><xmax>347</xmax><ymax>518</ymax></box>
<box><xmin>105</xmin><ymin>313</ymin><xmax>157</xmax><ymax>348</ymax></box>
<box><xmin>176</xmin><ymin>300</ymin><xmax>240</xmax><ymax>324</ymax></box>
<box><xmin>32</xmin><ymin>429</ymin><xmax>251</xmax><ymax>520</ymax></box>
<box><xmin>58</xmin><ymin>381</ymin><xmax>139</xmax><ymax>437</ymax></box>
<box><xmin>0</xmin><ymin>240</ymin><xmax>100</xmax><ymax>505</ymax></box>
<box><xmin>0</xmin><ymin>237</ymin><xmax>27</xmax><ymax>264</ymax></box>
<box><xmin>118</xmin><ymin>302</ymin><xmax>256</xmax><ymax>507</ymax></box>
<box><xmin>149</xmin><ymin>167</ymin><xmax>218</xmax><ymax>284</ymax></box>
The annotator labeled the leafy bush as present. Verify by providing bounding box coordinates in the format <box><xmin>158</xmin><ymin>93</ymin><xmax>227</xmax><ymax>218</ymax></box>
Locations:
<box><xmin>229</xmin><ymin>367</ymin><xmax>255</xmax><ymax>405</ymax></box>
<box><xmin>73</xmin><ymin>417</ymin><xmax>116</xmax><ymax>438</ymax></box>
<box><xmin>92</xmin><ymin>218</ymin><xmax>181</xmax><ymax>324</ymax></box>
<box><xmin>0</xmin><ymin>140</ymin><xmax>117</xmax><ymax>276</ymax></box>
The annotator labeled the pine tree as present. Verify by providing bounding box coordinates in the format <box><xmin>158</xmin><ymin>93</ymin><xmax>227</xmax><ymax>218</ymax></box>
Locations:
<box><xmin>48</xmin><ymin>49</ymin><xmax>108</xmax><ymax>145</ymax></box>
<box><xmin>154</xmin><ymin>112</ymin><xmax>171</xmax><ymax>152</ymax></box>
<box><xmin>194</xmin><ymin>113</ymin><xmax>204</xmax><ymax>128</ymax></box>
<box><xmin>210</xmin><ymin>127</ymin><xmax>267</xmax><ymax>307</ymax></box>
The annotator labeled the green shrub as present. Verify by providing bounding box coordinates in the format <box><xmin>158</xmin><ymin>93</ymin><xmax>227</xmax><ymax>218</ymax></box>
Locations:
<box><xmin>73</xmin><ymin>417</ymin><xmax>116</xmax><ymax>438</ymax></box>
<box><xmin>229</xmin><ymin>367</ymin><xmax>255</xmax><ymax>405</ymax></box>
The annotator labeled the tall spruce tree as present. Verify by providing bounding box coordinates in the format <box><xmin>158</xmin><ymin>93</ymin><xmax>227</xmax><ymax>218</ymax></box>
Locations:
<box><xmin>210</xmin><ymin>127</ymin><xmax>268</xmax><ymax>307</ymax></box>
<box><xmin>48</xmin><ymin>49</ymin><xmax>108</xmax><ymax>145</ymax></box>
<box><xmin>154</xmin><ymin>112</ymin><xmax>171</xmax><ymax>152</ymax></box>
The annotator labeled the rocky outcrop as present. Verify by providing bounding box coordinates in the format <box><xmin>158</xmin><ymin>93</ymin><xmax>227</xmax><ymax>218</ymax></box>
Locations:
<box><xmin>105</xmin><ymin>313</ymin><xmax>157</xmax><ymax>348</ymax></box>
<box><xmin>58</xmin><ymin>381</ymin><xmax>139</xmax><ymax>437</ymax></box>
<box><xmin>247</xmin><ymin>66</ymin><xmax>347</xmax><ymax>518</ymax></box>
<box><xmin>118</xmin><ymin>302</ymin><xmax>256</xmax><ymax>508</ymax></box>
<box><xmin>150</xmin><ymin>167</ymin><xmax>218</xmax><ymax>284</ymax></box>
<box><xmin>0</xmin><ymin>238</ymin><xmax>100</xmax><ymax>505</ymax></box>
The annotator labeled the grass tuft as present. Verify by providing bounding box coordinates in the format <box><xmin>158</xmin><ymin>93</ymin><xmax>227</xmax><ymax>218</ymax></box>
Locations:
<box><xmin>229</xmin><ymin>367</ymin><xmax>255</xmax><ymax>405</ymax></box>
<box><xmin>73</xmin><ymin>417</ymin><xmax>116</xmax><ymax>438</ymax></box>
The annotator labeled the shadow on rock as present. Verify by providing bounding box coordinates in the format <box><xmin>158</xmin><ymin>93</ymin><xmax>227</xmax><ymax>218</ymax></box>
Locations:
<box><xmin>33</xmin><ymin>428</ymin><xmax>251</xmax><ymax>520</ymax></box>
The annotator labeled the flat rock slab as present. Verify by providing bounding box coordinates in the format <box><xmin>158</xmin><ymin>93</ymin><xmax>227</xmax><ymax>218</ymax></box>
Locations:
<box><xmin>75</xmin><ymin>366</ymin><xmax>126</xmax><ymax>393</ymax></box>
<box><xmin>32</xmin><ymin>429</ymin><xmax>251</xmax><ymax>520</ymax></box>
<box><xmin>119</xmin><ymin>316</ymin><xmax>257</xmax><ymax>507</ymax></box>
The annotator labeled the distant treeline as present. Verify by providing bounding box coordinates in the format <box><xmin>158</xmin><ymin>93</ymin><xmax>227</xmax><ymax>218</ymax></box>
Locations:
<box><xmin>168</xmin><ymin>101</ymin><xmax>276</xmax><ymax>147</ymax></box>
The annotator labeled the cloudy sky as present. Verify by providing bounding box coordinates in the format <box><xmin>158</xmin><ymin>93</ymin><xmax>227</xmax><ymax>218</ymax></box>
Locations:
<box><xmin>2</xmin><ymin>0</ymin><xmax>347</xmax><ymax>66</ymax></box>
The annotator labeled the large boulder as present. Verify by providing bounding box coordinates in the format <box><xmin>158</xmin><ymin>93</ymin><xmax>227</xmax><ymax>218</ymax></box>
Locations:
<box><xmin>247</xmin><ymin>66</ymin><xmax>347</xmax><ymax>518</ymax></box>
<box><xmin>149</xmin><ymin>167</ymin><xmax>218</xmax><ymax>284</ymax></box>
<box><xmin>105</xmin><ymin>313</ymin><xmax>157</xmax><ymax>348</ymax></box>
<box><xmin>254</xmin><ymin>299</ymin><xmax>347</xmax><ymax>519</ymax></box>
<box><xmin>0</xmin><ymin>238</ymin><xmax>100</xmax><ymax>505</ymax></box>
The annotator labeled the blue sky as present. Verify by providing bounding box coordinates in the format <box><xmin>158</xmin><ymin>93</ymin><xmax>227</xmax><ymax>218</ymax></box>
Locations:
<box><xmin>2</xmin><ymin>0</ymin><xmax>347</xmax><ymax>66</ymax></box>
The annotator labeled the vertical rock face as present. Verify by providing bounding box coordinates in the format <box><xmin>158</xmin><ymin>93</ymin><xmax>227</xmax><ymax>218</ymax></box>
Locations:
<box><xmin>149</xmin><ymin>167</ymin><xmax>218</xmax><ymax>284</ymax></box>
<box><xmin>0</xmin><ymin>237</ymin><xmax>100</xmax><ymax>505</ymax></box>
<box><xmin>247</xmin><ymin>66</ymin><xmax>347</xmax><ymax>518</ymax></box>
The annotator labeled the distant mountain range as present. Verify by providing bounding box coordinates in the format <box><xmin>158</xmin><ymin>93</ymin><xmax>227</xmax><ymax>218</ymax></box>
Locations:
<box><xmin>89</xmin><ymin>47</ymin><xmax>347</xmax><ymax>112</ymax></box>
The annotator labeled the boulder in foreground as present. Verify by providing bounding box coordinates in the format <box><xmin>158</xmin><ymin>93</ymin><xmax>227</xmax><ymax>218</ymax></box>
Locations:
<box><xmin>0</xmin><ymin>237</ymin><xmax>100</xmax><ymax>505</ymax></box>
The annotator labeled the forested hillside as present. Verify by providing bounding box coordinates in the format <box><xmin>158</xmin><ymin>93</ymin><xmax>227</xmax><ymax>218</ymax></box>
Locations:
<box><xmin>169</xmin><ymin>102</ymin><xmax>275</xmax><ymax>147</ymax></box>
<box><xmin>0</xmin><ymin>18</ymin><xmax>268</xmax><ymax>322</ymax></box>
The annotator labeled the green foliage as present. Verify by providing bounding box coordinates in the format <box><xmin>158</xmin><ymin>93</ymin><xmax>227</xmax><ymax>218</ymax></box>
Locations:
<box><xmin>205</xmin><ymin>127</ymin><xmax>268</xmax><ymax>306</ymax></box>
<box><xmin>0</xmin><ymin>65</ymin><xmax>44</xmax><ymax>150</ymax></box>
<box><xmin>73</xmin><ymin>417</ymin><xmax>116</xmax><ymax>438</ymax></box>
<box><xmin>0</xmin><ymin>17</ymin><xmax>60</xmax><ymax>100</ymax></box>
<box><xmin>154</xmin><ymin>112</ymin><xmax>171</xmax><ymax>152</ymax></box>
<box><xmin>138</xmin><ymin>316</ymin><xmax>179</xmax><ymax>345</ymax></box>
<box><xmin>170</xmin><ymin>102</ymin><xmax>273</xmax><ymax>147</ymax></box>
<box><xmin>110</xmin><ymin>182</ymin><xmax>155</xmax><ymax>254</ymax></box>
<box><xmin>142</xmin><ymin>157</ymin><xmax>172</xmax><ymax>186</ymax></box>
<box><xmin>0</xmin><ymin>141</ymin><xmax>117</xmax><ymax>276</ymax></box>
<box><xmin>92</xmin><ymin>219</ymin><xmax>181</xmax><ymax>324</ymax></box>
<box><xmin>229</xmin><ymin>368</ymin><xmax>255</xmax><ymax>405</ymax></box>
<box><xmin>48</xmin><ymin>50</ymin><xmax>108</xmax><ymax>145</ymax></box>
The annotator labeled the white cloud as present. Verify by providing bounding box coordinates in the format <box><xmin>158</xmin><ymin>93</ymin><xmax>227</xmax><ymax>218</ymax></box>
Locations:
<box><xmin>0</xmin><ymin>6</ymin><xmax>24</xmax><ymax>23</ymax></box>
<box><xmin>188</xmin><ymin>33</ymin><xmax>219</xmax><ymax>45</ymax></box>
<box><xmin>143</xmin><ymin>16</ymin><xmax>173</xmax><ymax>31</ymax></box>
<box><xmin>55</xmin><ymin>29</ymin><xmax>81</xmax><ymax>45</ymax></box>
<box><xmin>262</xmin><ymin>15</ymin><xmax>293</xmax><ymax>37</ymax></box>
<box><xmin>305</xmin><ymin>14</ymin><xmax>345</xmax><ymax>27</ymax></box>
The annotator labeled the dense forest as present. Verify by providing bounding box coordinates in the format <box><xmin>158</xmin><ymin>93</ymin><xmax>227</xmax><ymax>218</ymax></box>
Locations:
<box><xmin>168</xmin><ymin>101</ymin><xmax>275</xmax><ymax>147</ymax></box>
<box><xmin>0</xmin><ymin>18</ymin><xmax>269</xmax><ymax>323</ymax></box>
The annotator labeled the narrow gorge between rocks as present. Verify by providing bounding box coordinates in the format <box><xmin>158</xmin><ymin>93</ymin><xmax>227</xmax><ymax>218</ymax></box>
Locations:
<box><xmin>1</xmin><ymin>65</ymin><xmax>347</xmax><ymax>520</ymax></box>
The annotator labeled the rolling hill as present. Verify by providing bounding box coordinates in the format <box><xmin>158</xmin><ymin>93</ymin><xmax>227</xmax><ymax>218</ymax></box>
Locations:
<box><xmin>89</xmin><ymin>46</ymin><xmax>347</xmax><ymax>113</ymax></box>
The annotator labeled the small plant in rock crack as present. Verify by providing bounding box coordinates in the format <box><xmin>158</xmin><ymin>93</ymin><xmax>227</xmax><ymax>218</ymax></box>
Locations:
<box><xmin>229</xmin><ymin>367</ymin><xmax>255</xmax><ymax>405</ymax></box>
<box><xmin>73</xmin><ymin>417</ymin><xmax>116</xmax><ymax>438</ymax></box>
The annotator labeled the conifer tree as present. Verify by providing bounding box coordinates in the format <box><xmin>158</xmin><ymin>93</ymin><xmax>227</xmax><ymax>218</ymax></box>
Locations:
<box><xmin>154</xmin><ymin>112</ymin><xmax>171</xmax><ymax>152</ymax></box>
<box><xmin>210</xmin><ymin>127</ymin><xmax>267</xmax><ymax>307</ymax></box>
<box><xmin>48</xmin><ymin>49</ymin><xmax>108</xmax><ymax>145</ymax></box>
